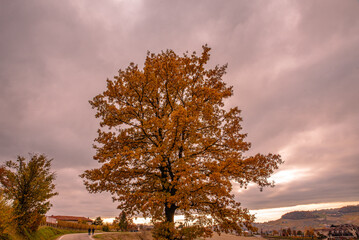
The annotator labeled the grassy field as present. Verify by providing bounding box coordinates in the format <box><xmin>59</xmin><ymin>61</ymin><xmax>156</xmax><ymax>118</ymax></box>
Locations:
<box><xmin>1</xmin><ymin>226</ymin><xmax>85</xmax><ymax>240</ymax></box>
<box><xmin>93</xmin><ymin>232</ymin><xmax>265</xmax><ymax>240</ymax></box>
<box><xmin>93</xmin><ymin>231</ymin><xmax>152</xmax><ymax>240</ymax></box>
<box><xmin>204</xmin><ymin>233</ymin><xmax>265</xmax><ymax>240</ymax></box>
<box><xmin>28</xmin><ymin>226</ymin><xmax>85</xmax><ymax>240</ymax></box>
<box><xmin>263</xmin><ymin>237</ymin><xmax>316</xmax><ymax>240</ymax></box>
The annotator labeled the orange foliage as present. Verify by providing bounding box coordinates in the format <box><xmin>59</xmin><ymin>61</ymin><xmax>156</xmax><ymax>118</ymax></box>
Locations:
<box><xmin>56</xmin><ymin>220</ymin><xmax>100</xmax><ymax>230</ymax></box>
<box><xmin>81</xmin><ymin>46</ymin><xmax>282</xmax><ymax>239</ymax></box>
<box><xmin>0</xmin><ymin>166</ymin><xmax>9</xmax><ymax>189</ymax></box>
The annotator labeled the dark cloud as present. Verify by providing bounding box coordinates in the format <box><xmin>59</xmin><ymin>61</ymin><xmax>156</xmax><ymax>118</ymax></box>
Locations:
<box><xmin>1</xmin><ymin>0</ymin><xmax>358</xmax><ymax>218</ymax></box>
<box><xmin>236</xmin><ymin>153</ymin><xmax>359</xmax><ymax>209</ymax></box>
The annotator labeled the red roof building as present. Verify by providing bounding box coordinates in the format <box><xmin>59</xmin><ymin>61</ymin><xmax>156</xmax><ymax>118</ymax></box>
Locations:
<box><xmin>50</xmin><ymin>215</ymin><xmax>93</xmax><ymax>225</ymax></box>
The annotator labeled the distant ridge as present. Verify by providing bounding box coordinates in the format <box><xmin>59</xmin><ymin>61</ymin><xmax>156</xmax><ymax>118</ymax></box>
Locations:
<box><xmin>282</xmin><ymin>211</ymin><xmax>319</xmax><ymax>220</ymax></box>
<box><xmin>281</xmin><ymin>205</ymin><xmax>359</xmax><ymax>220</ymax></box>
<box><xmin>338</xmin><ymin>205</ymin><xmax>359</xmax><ymax>213</ymax></box>
<box><xmin>255</xmin><ymin>204</ymin><xmax>359</xmax><ymax>231</ymax></box>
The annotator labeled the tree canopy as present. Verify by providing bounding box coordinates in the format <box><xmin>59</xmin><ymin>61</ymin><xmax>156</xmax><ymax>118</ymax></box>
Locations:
<box><xmin>0</xmin><ymin>154</ymin><xmax>58</xmax><ymax>234</ymax></box>
<box><xmin>81</xmin><ymin>45</ymin><xmax>282</xmax><ymax>239</ymax></box>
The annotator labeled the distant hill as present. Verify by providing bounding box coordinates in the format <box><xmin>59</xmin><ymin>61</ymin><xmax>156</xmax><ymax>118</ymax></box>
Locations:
<box><xmin>282</xmin><ymin>211</ymin><xmax>319</xmax><ymax>220</ymax></box>
<box><xmin>338</xmin><ymin>205</ymin><xmax>359</xmax><ymax>213</ymax></box>
<box><xmin>254</xmin><ymin>205</ymin><xmax>359</xmax><ymax>231</ymax></box>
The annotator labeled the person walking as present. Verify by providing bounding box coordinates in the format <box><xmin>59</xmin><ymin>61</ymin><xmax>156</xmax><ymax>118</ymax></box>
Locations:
<box><xmin>88</xmin><ymin>227</ymin><xmax>91</xmax><ymax>235</ymax></box>
<box><xmin>92</xmin><ymin>227</ymin><xmax>95</xmax><ymax>235</ymax></box>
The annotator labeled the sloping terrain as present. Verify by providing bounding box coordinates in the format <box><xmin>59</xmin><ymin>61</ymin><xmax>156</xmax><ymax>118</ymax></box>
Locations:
<box><xmin>254</xmin><ymin>205</ymin><xmax>359</xmax><ymax>231</ymax></box>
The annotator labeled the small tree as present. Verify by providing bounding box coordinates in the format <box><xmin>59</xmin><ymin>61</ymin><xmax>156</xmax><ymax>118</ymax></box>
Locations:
<box><xmin>305</xmin><ymin>229</ymin><xmax>315</xmax><ymax>237</ymax></box>
<box><xmin>112</xmin><ymin>218</ymin><xmax>120</xmax><ymax>231</ymax></box>
<box><xmin>116</xmin><ymin>212</ymin><xmax>132</xmax><ymax>232</ymax></box>
<box><xmin>0</xmin><ymin>194</ymin><xmax>13</xmax><ymax>239</ymax></box>
<box><xmin>0</xmin><ymin>154</ymin><xmax>58</xmax><ymax>234</ymax></box>
<box><xmin>102</xmin><ymin>224</ymin><xmax>110</xmax><ymax>232</ymax></box>
<box><xmin>81</xmin><ymin>46</ymin><xmax>282</xmax><ymax>240</ymax></box>
<box><xmin>93</xmin><ymin>217</ymin><xmax>103</xmax><ymax>225</ymax></box>
<box><xmin>287</xmin><ymin>227</ymin><xmax>292</xmax><ymax>236</ymax></box>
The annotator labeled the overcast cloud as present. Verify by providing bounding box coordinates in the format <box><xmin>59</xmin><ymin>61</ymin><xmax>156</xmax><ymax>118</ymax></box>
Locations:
<box><xmin>1</xmin><ymin>0</ymin><xmax>358</xmax><ymax>219</ymax></box>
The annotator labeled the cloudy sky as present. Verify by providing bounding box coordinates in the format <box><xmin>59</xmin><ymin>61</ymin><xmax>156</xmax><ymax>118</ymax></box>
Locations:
<box><xmin>1</xmin><ymin>0</ymin><xmax>359</xmax><ymax>222</ymax></box>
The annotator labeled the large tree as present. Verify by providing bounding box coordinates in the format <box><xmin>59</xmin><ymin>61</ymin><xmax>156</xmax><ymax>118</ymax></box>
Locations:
<box><xmin>0</xmin><ymin>154</ymin><xmax>58</xmax><ymax>234</ymax></box>
<box><xmin>81</xmin><ymin>46</ymin><xmax>282</xmax><ymax>239</ymax></box>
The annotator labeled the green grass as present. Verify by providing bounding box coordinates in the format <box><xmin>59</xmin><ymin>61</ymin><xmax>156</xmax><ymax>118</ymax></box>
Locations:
<box><xmin>2</xmin><ymin>226</ymin><xmax>85</xmax><ymax>240</ymax></box>
<box><xmin>27</xmin><ymin>226</ymin><xmax>78</xmax><ymax>240</ymax></box>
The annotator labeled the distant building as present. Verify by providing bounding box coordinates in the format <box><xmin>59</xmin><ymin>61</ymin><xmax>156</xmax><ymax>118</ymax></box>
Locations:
<box><xmin>50</xmin><ymin>215</ymin><xmax>93</xmax><ymax>225</ymax></box>
<box><xmin>137</xmin><ymin>224</ymin><xmax>154</xmax><ymax>231</ymax></box>
<box><xmin>46</xmin><ymin>216</ymin><xmax>58</xmax><ymax>224</ymax></box>
<box><xmin>315</xmin><ymin>224</ymin><xmax>359</xmax><ymax>240</ymax></box>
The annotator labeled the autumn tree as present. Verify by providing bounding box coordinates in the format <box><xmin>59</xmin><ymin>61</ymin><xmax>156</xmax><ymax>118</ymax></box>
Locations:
<box><xmin>287</xmin><ymin>228</ymin><xmax>292</xmax><ymax>236</ymax></box>
<box><xmin>116</xmin><ymin>212</ymin><xmax>132</xmax><ymax>232</ymax></box>
<box><xmin>81</xmin><ymin>46</ymin><xmax>282</xmax><ymax>239</ymax></box>
<box><xmin>0</xmin><ymin>154</ymin><xmax>58</xmax><ymax>234</ymax></box>
<box><xmin>0</xmin><ymin>166</ymin><xmax>12</xmax><ymax>239</ymax></box>
<box><xmin>0</xmin><ymin>194</ymin><xmax>13</xmax><ymax>239</ymax></box>
<box><xmin>305</xmin><ymin>229</ymin><xmax>315</xmax><ymax>237</ymax></box>
<box><xmin>93</xmin><ymin>217</ymin><xmax>103</xmax><ymax>226</ymax></box>
<box><xmin>78</xmin><ymin>219</ymin><xmax>88</xmax><ymax>225</ymax></box>
<box><xmin>118</xmin><ymin>212</ymin><xmax>128</xmax><ymax>231</ymax></box>
<box><xmin>112</xmin><ymin>218</ymin><xmax>120</xmax><ymax>231</ymax></box>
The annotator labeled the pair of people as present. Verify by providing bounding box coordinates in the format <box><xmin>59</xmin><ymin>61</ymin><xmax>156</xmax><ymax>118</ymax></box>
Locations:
<box><xmin>88</xmin><ymin>227</ymin><xmax>95</xmax><ymax>235</ymax></box>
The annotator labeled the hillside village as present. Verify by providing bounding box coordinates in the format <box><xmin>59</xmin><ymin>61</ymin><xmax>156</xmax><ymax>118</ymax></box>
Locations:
<box><xmin>254</xmin><ymin>205</ymin><xmax>359</xmax><ymax>238</ymax></box>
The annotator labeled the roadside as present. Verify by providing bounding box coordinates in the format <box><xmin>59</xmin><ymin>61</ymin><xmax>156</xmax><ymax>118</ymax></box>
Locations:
<box><xmin>89</xmin><ymin>232</ymin><xmax>266</xmax><ymax>240</ymax></box>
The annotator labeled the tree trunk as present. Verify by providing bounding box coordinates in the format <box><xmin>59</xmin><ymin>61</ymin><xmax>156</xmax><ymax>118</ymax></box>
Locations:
<box><xmin>165</xmin><ymin>204</ymin><xmax>177</xmax><ymax>222</ymax></box>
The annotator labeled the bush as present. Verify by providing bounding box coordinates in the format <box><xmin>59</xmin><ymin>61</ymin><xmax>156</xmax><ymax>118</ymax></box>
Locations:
<box><xmin>152</xmin><ymin>222</ymin><xmax>212</xmax><ymax>240</ymax></box>
<box><xmin>102</xmin><ymin>225</ymin><xmax>110</xmax><ymax>232</ymax></box>
<box><xmin>0</xmin><ymin>233</ymin><xmax>11</xmax><ymax>240</ymax></box>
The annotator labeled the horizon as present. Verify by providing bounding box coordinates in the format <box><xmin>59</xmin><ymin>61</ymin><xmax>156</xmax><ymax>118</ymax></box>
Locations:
<box><xmin>1</xmin><ymin>0</ymin><xmax>359</xmax><ymax>224</ymax></box>
<box><xmin>90</xmin><ymin>201</ymin><xmax>359</xmax><ymax>224</ymax></box>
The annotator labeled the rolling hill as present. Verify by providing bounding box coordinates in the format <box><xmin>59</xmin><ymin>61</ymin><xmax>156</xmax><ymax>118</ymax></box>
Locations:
<box><xmin>254</xmin><ymin>205</ymin><xmax>359</xmax><ymax>231</ymax></box>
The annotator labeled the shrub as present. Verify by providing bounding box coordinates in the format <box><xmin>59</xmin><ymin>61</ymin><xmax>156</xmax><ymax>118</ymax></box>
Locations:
<box><xmin>102</xmin><ymin>225</ymin><xmax>110</xmax><ymax>232</ymax></box>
